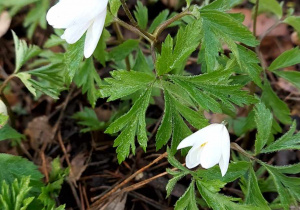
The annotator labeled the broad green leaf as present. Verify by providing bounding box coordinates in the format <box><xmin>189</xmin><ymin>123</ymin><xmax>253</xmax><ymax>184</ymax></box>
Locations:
<box><xmin>198</xmin><ymin>9</ymin><xmax>258</xmax><ymax>72</ymax></box>
<box><xmin>269</xmin><ymin>48</ymin><xmax>300</xmax><ymax>71</ymax></box>
<box><xmin>262</xmin><ymin>121</ymin><xmax>300</xmax><ymax>153</ymax></box>
<box><xmin>250</xmin><ymin>0</ymin><xmax>282</xmax><ymax>19</ymax></box>
<box><xmin>0</xmin><ymin>154</ymin><xmax>43</xmax><ymax>196</ymax></box>
<box><xmin>133</xmin><ymin>1</ymin><xmax>148</xmax><ymax>30</ymax></box>
<box><xmin>0</xmin><ymin>114</ymin><xmax>8</xmax><ymax>128</ymax></box>
<box><xmin>12</xmin><ymin>31</ymin><xmax>41</xmax><ymax>72</ymax></box>
<box><xmin>109</xmin><ymin>39</ymin><xmax>139</xmax><ymax>61</ymax></box>
<box><xmin>72</xmin><ymin>107</ymin><xmax>105</xmax><ymax>133</ymax></box>
<box><xmin>196</xmin><ymin>180</ymin><xmax>259</xmax><ymax>210</ymax></box>
<box><xmin>273</xmin><ymin>70</ymin><xmax>300</xmax><ymax>90</ymax></box>
<box><xmin>254</xmin><ymin>103</ymin><xmax>273</xmax><ymax>154</ymax></box>
<box><xmin>64</xmin><ymin>36</ymin><xmax>84</xmax><ymax>85</ymax></box>
<box><xmin>74</xmin><ymin>58</ymin><xmax>102</xmax><ymax>107</ymax></box>
<box><xmin>109</xmin><ymin>0</ymin><xmax>121</xmax><ymax>16</ymax></box>
<box><xmin>283</xmin><ymin>16</ymin><xmax>300</xmax><ymax>34</ymax></box>
<box><xmin>261</xmin><ymin>81</ymin><xmax>291</xmax><ymax>125</ymax></box>
<box><xmin>106</xmin><ymin>88</ymin><xmax>152</xmax><ymax>163</ymax></box>
<box><xmin>99</xmin><ymin>70</ymin><xmax>156</xmax><ymax>101</ymax></box>
<box><xmin>175</xmin><ymin>181</ymin><xmax>198</xmax><ymax>210</ymax></box>
<box><xmin>156</xmin><ymin>20</ymin><xmax>202</xmax><ymax>75</ymax></box>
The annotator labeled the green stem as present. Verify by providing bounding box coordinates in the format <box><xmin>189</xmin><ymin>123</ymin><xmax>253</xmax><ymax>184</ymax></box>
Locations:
<box><xmin>114</xmin><ymin>17</ymin><xmax>155</xmax><ymax>43</ymax></box>
<box><xmin>153</xmin><ymin>10</ymin><xmax>192</xmax><ymax>39</ymax></box>
<box><xmin>120</xmin><ymin>0</ymin><xmax>155</xmax><ymax>42</ymax></box>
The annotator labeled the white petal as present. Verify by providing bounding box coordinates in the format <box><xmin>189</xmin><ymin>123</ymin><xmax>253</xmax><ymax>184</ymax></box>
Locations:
<box><xmin>84</xmin><ymin>9</ymin><xmax>107</xmax><ymax>58</ymax></box>
<box><xmin>177</xmin><ymin>130</ymin><xmax>207</xmax><ymax>150</ymax></box>
<box><xmin>200</xmin><ymin>138</ymin><xmax>222</xmax><ymax>169</ymax></box>
<box><xmin>0</xmin><ymin>100</ymin><xmax>7</xmax><ymax>115</ymax></box>
<box><xmin>219</xmin><ymin>125</ymin><xmax>230</xmax><ymax>176</ymax></box>
<box><xmin>185</xmin><ymin>146</ymin><xmax>202</xmax><ymax>169</ymax></box>
<box><xmin>61</xmin><ymin>21</ymin><xmax>92</xmax><ymax>44</ymax></box>
<box><xmin>47</xmin><ymin>0</ymin><xmax>108</xmax><ymax>29</ymax></box>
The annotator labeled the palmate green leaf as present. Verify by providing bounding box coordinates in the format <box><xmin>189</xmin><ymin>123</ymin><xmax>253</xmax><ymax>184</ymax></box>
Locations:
<box><xmin>196</xmin><ymin>180</ymin><xmax>259</xmax><ymax>210</ymax></box>
<box><xmin>72</xmin><ymin>107</ymin><xmax>105</xmax><ymax>133</ymax></box>
<box><xmin>0</xmin><ymin>154</ymin><xmax>43</xmax><ymax>197</ymax></box>
<box><xmin>198</xmin><ymin>9</ymin><xmax>258</xmax><ymax>72</ymax></box>
<box><xmin>261</xmin><ymin>81</ymin><xmax>291</xmax><ymax>125</ymax></box>
<box><xmin>262</xmin><ymin>121</ymin><xmax>300</xmax><ymax>153</ymax></box>
<box><xmin>156</xmin><ymin>20</ymin><xmax>202</xmax><ymax>75</ymax></box>
<box><xmin>169</xmin><ymin>72</ymin><xmax>257</xmax><ymax>113</ymax></box>
<box><xmin>241</xmin><ymin>167</ymin><xmax>270</xmax><ymax>209</ymax></box>
<box><xmin>166</xmin><ymin>169</ymin><xmax>189</xmax><ymax>198</ymax></box>
<box><xmin>283</xmin><ymin>16</ymin><xmax>300</xmax><ymax>34</ymax></box>
<box><xmin>254</xmin><ymin>103</ymin><xmax>273</xmax><ymax>154</ymax></box>
<box><xmin>269</xmin><ymin>47</ymin><xmax>300</xmax><ymax>71</ymax></box>
<box><xmin>17</xmin><ymin>64</ymin><xmax>66</xmax><ymax>99</ymax></box>
<box><xmin>23</xmin><ymin>0</ymin><xmax>49</xmax><ymax>39</ymax></box>
<box><xmin>133</xmin><ymin>1</ymin><xmax>148</xmax><ymax>30</ymax></box>
<box><xmin>105</xmin><ymin>88</ymin><xmax>152</xmax><ymax>163</ymax></box>
<box><xmin>132</xmin><ymin>49</ymin><xmax>152</xmax><ymax>73</ymax></box>
<box><xmin>99</xmin><ymin>70</ymin><xmax>156</xmax><ymax>101</ymax></box>
<box><xmin>12</xmin><ymin>31</ymin><xmax>41</xmax><ymax>73</ymax></box>
<box><xmin>64</xmin><ymin>36</ymin><xmax>84</xmax><ymax>85</ymax></box>
<box><xmin>74</xmin><ymin>58</ymin><xmax>102</xmax><ymax>107</ymax></box>
<box><xmin>233</xmin><ymin>45</ymin><xmax>263</xmax><ymax>87</ymax></box>
<box><xmin>273</xmin><ymin>70</ymin><xmax>300</xmax><ymax>90</ymax></box>
<box><xmin>250</xmin><ymin>0</ymin><xmax>282</xmax><ymax>19</ymax></box>
<box><xmin>175</xmin><ymin>181</ymin><xmax>198</xmax><ymax>210</ymax></box>
<box><xmin>195</xmin><ymin>161</ymin><xmax>251</xmax><ymax>183</ymax></box>
<box><xmin>39</xmin><ymin>158</ymin><xmax>68</xmax><ymax>209</ymax></box>
<box><xmin>0</xmin><ymin>114</ymin><xmax>8</xmax><ymax>128</ymax></box>
<box><xmin>156</xmin><ymin>83</ymin><xmax>208</xmax><ymax>153</ymax></box>
<box><xmin>0</xmin><ymin>176</ymin><xmax>34</xmax><ymax>210</ymax></box>
<box><xmin>274</xmin><ymin>163</ymin><xmax>300</xmax><ymax>174</ymax></box>
<box><xmin>108</xmin><ymin>39</ymin><xmax>139</xmax><ymax>61</ymax></box>
<box><xmin>108</xmin><ymin>0</ymin><xmax>121</xmax><ymax>16</ymax></box>
<box><xmin>262</xmin><ymin>163</ymin><xmax>300</xmax><ymax>209</ymax></box>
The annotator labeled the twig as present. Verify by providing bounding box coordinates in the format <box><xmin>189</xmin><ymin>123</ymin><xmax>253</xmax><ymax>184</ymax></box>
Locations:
<box><xmin>91</xmin><ymin>152</ymin><xmax>168</xmax><ymax>207</ymax></box>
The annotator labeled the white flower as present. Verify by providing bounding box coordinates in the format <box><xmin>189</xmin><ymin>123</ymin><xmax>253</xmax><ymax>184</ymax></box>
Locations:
<box><xmin>46</xmin><ymin>0</ymin><xmax>108</xmax><ymax>58</ymax></box>
<box><xmin>0</xmin><ymin>100</ymin><xmax>7</xmax><ymax>116</ymax></box>
<box><xmin>177</xmin><ymin>123</ymin><xmax>230</xmax><ymax>176</ymax></box>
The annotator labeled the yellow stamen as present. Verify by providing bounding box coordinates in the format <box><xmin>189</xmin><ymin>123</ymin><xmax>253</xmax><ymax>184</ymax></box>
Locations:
<box><xmin>200</xmin><ymin>142</ymin><xmax>207</xmax><ymax>148</ymax></box>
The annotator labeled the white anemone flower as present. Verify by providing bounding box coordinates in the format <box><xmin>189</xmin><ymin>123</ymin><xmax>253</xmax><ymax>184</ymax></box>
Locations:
<box><xmin>46</xmin><ymin>0</ymin><xmax>108</xmax><ymax>58</ymax></box>
<box><xmin>177</xmin><ymin>123</ymin><xmax>230</xmax><ymax>176</ymax></box>
<box><xmin>0</xmin><ymin>100</ymin><xmax>7</xmax><ymax>116</ymax></box>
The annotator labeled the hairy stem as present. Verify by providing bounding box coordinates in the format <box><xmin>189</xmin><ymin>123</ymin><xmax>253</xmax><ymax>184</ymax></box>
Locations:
<box><xmin>153</xmin><ymin>10</ymin><xmax>192</xmax><ymax>39</ymax></box>
<box><xmin>114</xmin><ymin>17</ymin><xmax>155</xmax><ymax>43</ymax></box>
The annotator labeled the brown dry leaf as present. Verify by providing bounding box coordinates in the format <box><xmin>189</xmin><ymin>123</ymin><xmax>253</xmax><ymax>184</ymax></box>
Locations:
<box><xmin>24</xmin><ymin>116</ymin><xmax>54</xmax><ymax>151</ymax></box>
<box><xmin>291</xmin><ymin>32</ymin><xmax>300</xmax><ymax>46</ymax></box>
<box><xmin>230</xmin><ymin>9</ymin><xmax>288</xmax><ymax>37</ymax></box>
<box><xmin>95</xmin><ymin>106</ymin><xmax>112</xmax><ymax>122</ymax></box>
<box><xmin>69</xmin><ymin>153</ymin><xmax>88</xmax><ymax>182</ymax></box>
<box><xmin>277</xmin><ymin>78</ymin><xmax>300</xmax><ymax>95</ymax></box>
<box><xmin>0</xmin><ymin>11</ymin><xmax>11</xmax><ymax>38</ymax></box>
<box><xmin>102</xmin><ymin>191</ymin><xmax>127</xmax><ymax>210</ymax></box>
<box><xmin>204</xmin><ymin>112</ymin><xmax>227</xmax><ymax>124</ymax></box>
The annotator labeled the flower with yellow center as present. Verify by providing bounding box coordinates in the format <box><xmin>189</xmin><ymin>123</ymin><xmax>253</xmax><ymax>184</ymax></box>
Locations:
<box><xmin>177</xmin><ymin>123</ymin><xmax>230</xmax><ymax>176</ymax></box>
<box><xmin>46</xmin><ymin>0</ymin><xmax>108</xmax><ymax>58</ymax></box>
